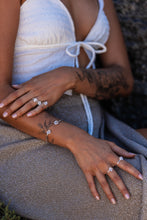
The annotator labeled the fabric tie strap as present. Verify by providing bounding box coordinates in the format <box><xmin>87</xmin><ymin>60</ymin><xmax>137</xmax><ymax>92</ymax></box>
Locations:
<box><xmin>66</xmin><ymin>41</ymin><xmax>107</xmax><ymax>69</ymax></box>
<box><xmin>66</xmin><ymin>41</ymin><xmax>107</xmax><ymax>135</ymax></box>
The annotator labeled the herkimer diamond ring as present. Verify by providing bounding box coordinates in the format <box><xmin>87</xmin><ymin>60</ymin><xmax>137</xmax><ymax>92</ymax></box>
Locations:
<box><xmin>33</xmin><ymin>97</ymin><xmax>42</xmax><ymax>106</ymax></box>
<box><xmin>107</xmin><ymin>167</ymin><xmax>113</xmax><ymax>174</ymax></box>
<box><xmin>42</xmin><ymin>101</ymin><xmax>48</xmax><ymax>106</ymax></box>
<box><xmin>117</xmin><ymin>156</ymin><xmax>124</xmax><ymax>165</ymax></box>
<box><xmin>33</xmin><ymin>98</ymin><xmax>48</xmax><ymax>107</ymax></box>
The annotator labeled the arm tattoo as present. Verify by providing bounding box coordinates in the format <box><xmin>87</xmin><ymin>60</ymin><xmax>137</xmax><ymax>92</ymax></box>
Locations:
<box><xmin>38</xmin><ymin>120</ymin><xmax>54</xmax><ymax>144</ymax></box>
<box><xmin>76</xmin><ymin>66</ymin><xmax>129</xmax><ymax>99</ymax></box>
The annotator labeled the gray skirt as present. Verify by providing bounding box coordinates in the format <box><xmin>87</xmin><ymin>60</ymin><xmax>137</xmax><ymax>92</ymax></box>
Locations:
<box><xmin>0</xmin><ymin>93</ymin><xmax>147</xmax><ymax>220</ymax></box>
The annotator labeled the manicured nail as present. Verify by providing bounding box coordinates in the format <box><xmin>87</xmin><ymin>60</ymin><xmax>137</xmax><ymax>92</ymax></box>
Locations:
<box><xmin>3</xmin><ymin>112</ymin><xmax>8</xmax><ymax>117</ymax></box>
<box><xmin>12</xmin><ymin>113</ymin><xmax>17</xmax><ymax>119</ymax></box>
<box><xmin>96</xmin><ymin>196</ymin><xmax>100</xmax><ymax>201</ymax></box>
<box><xmin>138</xmin><ymin>174</ymin><xmax>143</xmax><ymax>180</ymax></box>
<box><xmin>27</xmin><ymin>112</ymin><xmax>32</xmax><ymax>117</ymax></box>
<box><xmin>0</xmin><ymin>103</ymin><xmax>4</xmax><ymax>108</ymax></box>
<box><xmin>129</xmin><ymin>152</ymin><xmax>136</xmax><ymax>156</ymax></box>
<box><xmin>125</xmin><ymin>194</ymin><xmax>130</xmax><ymax>200</ymax></box>
<box><xmin>111</xmin><ymin>198</ymin><xmax>116</xmax><ymax>204</ymax></box>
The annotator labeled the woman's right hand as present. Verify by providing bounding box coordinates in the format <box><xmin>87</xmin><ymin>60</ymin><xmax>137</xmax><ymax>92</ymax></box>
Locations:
<box><xmin>0</xmin><ymin>67</ymin><xmax>76</xmax><ymax>119</ymax></box>
<box><xmin>69</xmin><ymin>132</ymin><xmax>143</xmax><ymax>204</ymax></box>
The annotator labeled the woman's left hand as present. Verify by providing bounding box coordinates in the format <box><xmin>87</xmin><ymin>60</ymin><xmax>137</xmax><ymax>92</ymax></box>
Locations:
<box><xmin>0</xmin><ymin>67</ymin><xmax>76</xmax><ymax>118</ymax></box>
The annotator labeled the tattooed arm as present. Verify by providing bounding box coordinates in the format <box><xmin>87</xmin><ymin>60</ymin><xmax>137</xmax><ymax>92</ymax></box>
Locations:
<box><xmin>69</xmin><ymin>0</ymin><xmax>134</xmax><ymax>100</ymax></box>
<box><xmin>69</xmin><ymin>65</ymin><xmax>132</xmax><ymax>100</ymax></box>
<box><xmin>0</xmin><ymin>0</ymin><xmax>134</xmax><ymax>121</ymax></box>
<box><xmin>0</xmin><ymin>84</ymin><xmax>79</xmax><ymax>148</ymax></box>
<box><xmin>0</xmin><ymin>85</ymin><xmax>142</xmax><ymax>204</ymax></box>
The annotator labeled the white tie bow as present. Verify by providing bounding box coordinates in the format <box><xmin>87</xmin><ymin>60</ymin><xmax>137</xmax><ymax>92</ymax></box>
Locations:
<box><xmin>66</xmin><ymin>41</ymin><xmax>107</xmax><ymax>69</ymax></box>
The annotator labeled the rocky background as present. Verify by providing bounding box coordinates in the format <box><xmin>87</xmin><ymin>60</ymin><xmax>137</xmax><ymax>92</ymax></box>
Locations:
<box><xmin>100</xmin><ymin>0</ymin><xmax>147</xmax><ymax>129</ymax></box>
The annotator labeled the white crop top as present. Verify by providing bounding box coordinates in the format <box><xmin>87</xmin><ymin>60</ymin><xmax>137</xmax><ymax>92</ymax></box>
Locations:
<box><xmin>13</xmin><ymin>0</ymin><xmax>110</xmax><ymax>135</ymax></box>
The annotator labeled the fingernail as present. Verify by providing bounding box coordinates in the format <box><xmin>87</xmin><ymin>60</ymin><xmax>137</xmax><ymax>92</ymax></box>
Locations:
<box><xmin>27</xmin><ymin>112</ymin><xmax>32</xmax><ymax>117</ymax></box>
<box><xmin>12</xmin><ymin>84</ymin><xmax>19</xmax><ymax>87</ymax></box>
<box><xmin>129</xmin><ymin>152</ymin><xmax>136</xmax><ymax>156</ymax></box>
<box><xmin>125</xmin><ymin>194</ymin><xmax>130</xmax><ymax>200</ymax></box>
<box><xmin>0</xmin><ymin>103</ymin><xmax>4</xmax><ymax>108</ymax></box>
<box><xmin>111</xmin><ymin>198</ymin><xmax>116</xmax><ymax>204</ymax></box>
<box><xmin>138</xmin><ymin>174</ymin><xmax>143</xmax><ymax>180</ymax></box>
<box><xmin>96</xmin><ymin>196</ymin><xmax>100</xmax><ymax>201</ymax></box>
<box><xmin>12</xmin><ymin>113</ymin><xmax>17</xmax><ymax>119</ymax></box>
<box><xmin>3</xmin><ymin>112</ymin><xmax>8</xmax><ymax>117</ymax></box>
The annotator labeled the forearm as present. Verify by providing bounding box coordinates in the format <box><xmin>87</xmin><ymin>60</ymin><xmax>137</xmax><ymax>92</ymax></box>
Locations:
<box><xmin>0</xmin><ymin>84</ymin><xmax>85</xmax><ymax>151</ymax></box>
<box><xmin>69</xmin><ymin>65</ymin><xmax>134</xmax><ymax>99</ymax></box>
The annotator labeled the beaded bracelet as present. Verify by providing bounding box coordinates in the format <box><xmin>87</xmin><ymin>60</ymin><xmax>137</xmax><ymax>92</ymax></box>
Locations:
<box><xmin>46</xmin><ymin>119</ymin><xmax>62</xmax><ymax>143</ymax></box>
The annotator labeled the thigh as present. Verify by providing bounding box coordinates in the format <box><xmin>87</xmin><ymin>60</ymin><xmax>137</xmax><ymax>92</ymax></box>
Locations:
<box><xmin>0</xmin><ymin>132</ymin><xmax>145</xmax><ymax>220</ymax></box>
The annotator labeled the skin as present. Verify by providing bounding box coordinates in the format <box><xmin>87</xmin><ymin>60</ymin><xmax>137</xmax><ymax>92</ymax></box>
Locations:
<box><xmin>0</xmin><ymin>0</ymin><xmax>146</xmax><ymax>205</ymax></box>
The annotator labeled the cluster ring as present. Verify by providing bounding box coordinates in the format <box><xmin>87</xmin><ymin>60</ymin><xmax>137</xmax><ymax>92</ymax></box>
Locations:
<box><xmin>33</xmin><ymin>97</ymin><xmax>48</xmax><ymax>107</ymax></box>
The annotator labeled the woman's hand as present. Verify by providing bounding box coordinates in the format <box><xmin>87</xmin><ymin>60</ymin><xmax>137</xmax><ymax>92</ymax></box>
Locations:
<box><xmin>69</xmin><ymin>133</ymin><xmax>143</xmax><ymax>204</ymax></box>
<box><xmin>0</xmin><ymin>67</ymin><xmax>76</xmax><ymax>118</ymax></box>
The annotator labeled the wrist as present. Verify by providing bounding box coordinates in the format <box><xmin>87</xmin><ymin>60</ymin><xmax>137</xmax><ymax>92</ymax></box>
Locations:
<box><xmin>45</xmin><ymin>118</ymin><xmax>87</xmax><ymax>153</ymax></box>
<box><xmin>58</xmin><ymin>66</ymin><xmax>78</xmax><ymax>90</ymax></box>
<box><xmin>65</xmin><ymin>126</ymin><xmax>88</xmax><ymax>154</ymax></box>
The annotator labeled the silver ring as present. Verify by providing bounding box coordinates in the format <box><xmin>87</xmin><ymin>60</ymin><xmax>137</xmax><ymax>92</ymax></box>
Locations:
<box><xmin>107</xmin><ymin>167</ymin><xmax>113</xmax><ymax>174</ymax></box>
<box><xmin>37</xmin><ymin>100</ymin><xmax>42</xmax><ymax>106</ymax></box>
<box><xmin>33</xmin><ymin>98</ymin><xmax>42</xmax><ymax>106</ymax></box>
<box><xmin>43</xmin><ymin>101</ymin><xmax>48</xmax><ymax>106</ymax></box>
<box><xmin>117</xmin><ymin>156</ymin><xmax>124</xmax><ymax>165</ymax></box>
<box><xmin>33</xmin><ymin>97</ymin><xmax>38</xmax><ymax>103</ymax></box>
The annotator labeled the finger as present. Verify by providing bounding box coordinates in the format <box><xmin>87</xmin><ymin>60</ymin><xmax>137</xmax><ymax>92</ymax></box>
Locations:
<box><xmin>12</xmin><ymin>84</ymin><xmax>22</xmax><ymax>89</ymax></box>
<box><xmin>109</xmin><ymin>142</ymin><xmax>136</xmax><ymax>158</ymax></box>
<box><xmin>0</xmin><ymin>87</ymin><xmax>29</xmax><ymax>108</ymax></box>
<box><xmin>117</xmin><ymin>159</ymin><xmax>143</xmax><ymax>180</ymax></box>
<box><xmin>11</xmin><ymin>100</ymin><xmax>38</xmax><ymax>118</ymax></box>
<box><xmin>96</xmin><ymin>171</ymin><xmax>116</xmax><ymax>204</ymax></box>
<box><xmin>26</xmin><ymin>102</ymin><xmax>47</xmax><ymax>117</ymax></box>
<box><xmin>2</xmin><ymin>93</ymin><xmax>32</xmax><ymax>118</ymax></box>
<box><xmin>85</xmin><ymin>173</ymin><xmax>100</xmax><ymax>201</ymax></box>
<box><xmin>107</xmin><ymin>169</ymin><xmax>130</xmax><ymax>200</ymax></box>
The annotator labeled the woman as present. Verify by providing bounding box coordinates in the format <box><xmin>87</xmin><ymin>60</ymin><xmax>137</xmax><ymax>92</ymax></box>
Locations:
<box><xmin>0</xmin><ymin>0</ymin><xmax>147</xmax><ymax>219</ymax></box>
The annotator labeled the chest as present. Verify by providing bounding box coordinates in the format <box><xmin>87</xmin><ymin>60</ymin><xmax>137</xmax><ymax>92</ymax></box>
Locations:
<box><xmin>60</xmin><ymin>0</ymin><xmax>99</xmax><ymax>41</ymax></box>
<box><xmin>18</xmin><ymin>0</ymin><xmax>110</xmax><ymax>48</ymax></box>
<box><xmin>20</xmin><ymin>0</ymin><xmax>99</xmax><ymax>42</ymax></box>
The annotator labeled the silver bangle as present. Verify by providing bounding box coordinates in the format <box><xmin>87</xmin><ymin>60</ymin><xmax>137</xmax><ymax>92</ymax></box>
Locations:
<box><xmin>46</xmin><ymin>119</ymin><xmax>62</xmax><ymax>143</ymax></box>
